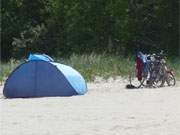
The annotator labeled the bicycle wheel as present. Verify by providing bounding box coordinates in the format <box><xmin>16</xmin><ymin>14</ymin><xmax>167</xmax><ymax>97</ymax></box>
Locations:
<box><xmin>151</xmin><ymin>69</ymin><xmax>165</xmax><ymax>88</ymax></box>
<box><xmin>166</xmin><ymin>71</ymin><xmax>176</xmax><ymax>86</ymax></box>
<box><xmin>152</xmin><ymin>75</ymin><xmax>165</xmax><ymax>87</ymax></box>
<box><xmin>129</xmin><ymin>68</ymin><xmax>145</xmax><ymax>88</ymax></box>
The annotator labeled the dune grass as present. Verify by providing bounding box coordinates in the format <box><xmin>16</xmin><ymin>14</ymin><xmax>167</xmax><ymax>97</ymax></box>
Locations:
<box><xmin>0</xmin><ymin>54</ymin><xmax>180</xmax><ymax>84</ymax></box>
<box><xmin>167</xmin><ymin>57</ymin><xmax>180</xmax><ymax>80</ymax></box>
<box><xmin>57</xmin><ymin>54</ymin><xmax>134</xmax><ymax>81</ymax></box>
<box><xmin>0</xmin><ymin>59</ymin><xmax>21</xmax><ymax>84</ymax></box>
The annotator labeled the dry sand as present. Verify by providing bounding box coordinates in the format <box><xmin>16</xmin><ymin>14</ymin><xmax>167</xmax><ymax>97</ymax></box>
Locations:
<box><xmin>0</xmin><ymin>77</ymin><xmax>180</xmax><ymax>135</ymax></box>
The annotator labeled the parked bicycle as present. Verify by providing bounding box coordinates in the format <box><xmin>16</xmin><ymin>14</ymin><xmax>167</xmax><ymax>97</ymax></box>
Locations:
<box><xmin>129</xmin><ymin>51</ymin><xmax>176</xmax><ymax>88</ymax></box>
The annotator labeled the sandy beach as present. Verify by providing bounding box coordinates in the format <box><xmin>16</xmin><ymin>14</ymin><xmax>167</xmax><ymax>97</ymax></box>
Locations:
<box><xmin>0</xmin><ymin>78</ymin><xmax>180</xmax><ymax>135</ymax></box>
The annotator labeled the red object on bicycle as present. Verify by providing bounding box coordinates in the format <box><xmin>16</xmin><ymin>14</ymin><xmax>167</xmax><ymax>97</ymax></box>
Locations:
<box><xmin>136</xmin><ymin>57</ymin><xmax>143</xmax><ymax>81</ymax></box>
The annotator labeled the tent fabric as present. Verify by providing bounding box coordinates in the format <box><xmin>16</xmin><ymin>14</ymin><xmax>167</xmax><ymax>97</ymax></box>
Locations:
<box><xmin>52</xmin><ymin>62</ymin><xmax>87</xmax><ymax>95</ymax></box>
<box><xmin>28</xmin><ymin>53</ymin><xmax>54</xmax><ymax>62</ymax></box>
<box><xmin>3</xmin><ymin>55</ymin><xmax>87</xmax><ymax>98</ymax></box>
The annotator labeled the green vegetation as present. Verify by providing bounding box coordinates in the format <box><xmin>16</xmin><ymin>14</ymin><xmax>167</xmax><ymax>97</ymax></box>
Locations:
<box><xmin>1</xmin><ymin>0</ymin><xmax>179</xmax><ymax>83</ymax></box>
<box><xmin>0</xmin><ymin>59</ymin><xmax>21</xmax><ymax>84</ymax></box>
<box><xmin>1</xmin><ymin>0</ymin><xmax>179</xmax><ymax>61</ymax></box>
<box><xmin>60</xmin><ymin>54</ymin><xmax>134</xmax><ymax>81</ymax></box>
<box><xmin>167</xmin><ymin>58</ymin><xmax>180</xmax><ymax>81</ymax></box>
<box><xmin>0</xmin><ymin>54</ymin><xmax>180</xmax><ymax>84</ymax></box>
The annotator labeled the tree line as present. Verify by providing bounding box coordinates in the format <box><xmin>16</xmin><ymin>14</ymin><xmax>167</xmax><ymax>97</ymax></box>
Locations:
<box><xmin>1</xmin><ymin>0</ymin><xmax>179</xmax><ymax>60</ymax></box>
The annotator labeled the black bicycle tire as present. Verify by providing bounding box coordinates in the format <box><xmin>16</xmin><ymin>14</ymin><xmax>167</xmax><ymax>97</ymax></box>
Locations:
<box><xmin>129</xmin><ymin>69</ymin><xmax>145</xmax><ymax>88</ymax></box>
<box><xmin>166</xmin><ymin>72</ymin><xmax>176</xmax><ymax>86</ymax></box>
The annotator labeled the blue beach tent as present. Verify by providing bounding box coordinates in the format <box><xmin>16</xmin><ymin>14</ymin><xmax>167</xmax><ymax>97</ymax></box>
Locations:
<box><xmin>3</xmin><ymin>54</ymin><xmax>87</xmax><ymax>98</ymax></box>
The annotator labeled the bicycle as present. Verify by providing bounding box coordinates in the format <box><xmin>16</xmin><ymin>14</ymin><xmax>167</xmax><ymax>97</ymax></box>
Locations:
<box><xmin>129</xmin><ymin>51</ymin><xmax>176</xmax><ymax>88</ymax></box>
<box><xmin>149</xmin><ymin>53</ymin><xmax>176</xmax><ymax>87</ymax></box>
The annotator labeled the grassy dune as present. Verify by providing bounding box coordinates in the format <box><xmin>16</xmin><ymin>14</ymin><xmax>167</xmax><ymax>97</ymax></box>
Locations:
<box><xmin>59</xmin><ymin>54</ymin><xmax>134</xmax><ymax>81</ymax></box>
<box><xmin>0</xmin><ymin>59</ymin><xmax>21</xmax><ymax>84</ymax></box>
<box><xmin>0</xmin><ymin>54</ymin><xmax>180</xmax><ymax>83</ymax></box>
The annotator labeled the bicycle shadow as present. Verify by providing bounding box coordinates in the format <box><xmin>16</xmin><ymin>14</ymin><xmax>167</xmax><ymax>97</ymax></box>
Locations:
<box><xmin>126</xmin><ymin>84</ymin><xmax>138</xmax><ymax>89</ymax></box>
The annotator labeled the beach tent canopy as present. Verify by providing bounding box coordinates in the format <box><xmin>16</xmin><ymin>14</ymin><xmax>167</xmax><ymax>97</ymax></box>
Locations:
<box><xmin>3</xmin><ymin>54</ymin><xmax>87</xmax><ymax>98</ymax></box>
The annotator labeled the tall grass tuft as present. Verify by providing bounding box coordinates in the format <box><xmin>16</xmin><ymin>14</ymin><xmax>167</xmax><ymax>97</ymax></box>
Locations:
<box><xmin>0</xmin><ymin>54</ymin><xmax>180</xmax><ymax>83</ymax></box>
<box><xmin>57</xmin><ymin>53</ymin><xmax>135</xmax><ymax>81</ymax></box>
<box><xmin>0</xmin><ymin>59</ymin><xmax>21</xmax><ymax>84</ymax></box>
<box><xmin>167</xmin><ymin>57</ymin><xmax>180</xmax><ymax>80</ymax></box>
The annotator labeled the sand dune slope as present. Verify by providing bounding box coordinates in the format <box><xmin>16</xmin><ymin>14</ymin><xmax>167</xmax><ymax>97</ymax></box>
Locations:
<box><xmin>0</xmin><ymin>79</ymin><xmax>180</xmax><ymax>135</ymax></box>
